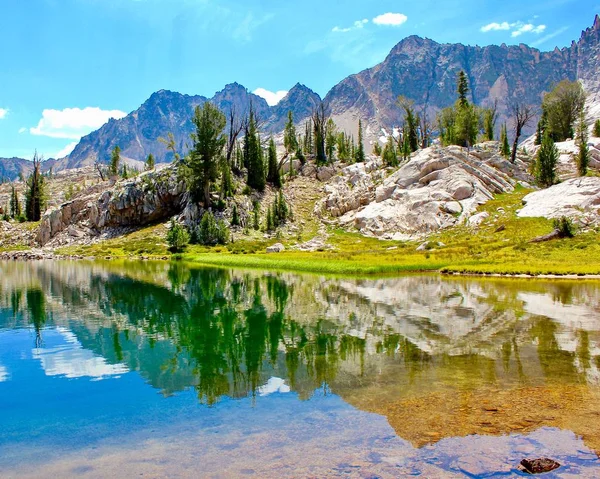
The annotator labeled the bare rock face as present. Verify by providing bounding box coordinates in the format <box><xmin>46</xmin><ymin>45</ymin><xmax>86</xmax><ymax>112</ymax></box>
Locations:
<box><xmin>318</xmin><ymin>143</ymin><xmax>531</xmax><ymax>239</ymax></box>
<box><xmin>38</xmin><ymin>168</ymin><xmax>186</xmax><ymax>246</ymax></box>
<box><xmin>518</xmin><ymin>177</ymin><xmax>600</xmax><ymax>225</ymax></box>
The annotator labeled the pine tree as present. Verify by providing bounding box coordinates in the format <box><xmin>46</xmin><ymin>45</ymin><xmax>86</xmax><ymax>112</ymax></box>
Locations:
<box><xmin>188</xmin><ymin>102</ymin><xmax>227</xmax><ymax>206</ymax></box>
<box><xmin>145</xmin><ymin>153</ymin><xmax>155</xmax><ymax>171</ymax></box>
<box><xmin>252</xmin><ymin>201</ymin><xmax>260</xmax><ymax>230</ymax></box>
<box><xmin>303</xmin><ymin>120</ymin><xmax>313</xmax><ymax>156</ymax></box>
<box><xmin>401</xmin><ymin>130</ymin><xmax>411</xmax><ymax>161</ymax></box>
<box><xmin>372</xmin><ymin>142</ymin><xmax>382</xmax><ymax>157</ymax></box>
<box><xmin>325</xmin><ymin>118</ymin><xmax>337</xmax><ymax>161</ymax></box>
<box><xmin>231</xmin><ymin>204</ymin><xmax>240</xmax><ymax>227</ymax></box>
<box><xmin>455</xmin><ymin>103</ymin><xmax>479</xmax><ymax>149</ymax></box>
<box><xmin>482</xmin><ymin>104</ymin><xmax>497</xmax><ymax>141</ymax></box>
<box><xmin>312</xmin><ymin>103</ymin><xmax>328</xmax><ymax>166</ymax></box>
<box><xmin>382</xmin><ymin>135</ymin><xmax>398</xmax><ymax>166</ymax></box>
<box><xmin>500</xmin><ymin>124</ymin><xmax>511</xmax><ymax>158</ymax></box>
<box><xmin>9</xmin><ymin>185</ymin><xmax>21</xmax><ymax>219</ymax></box>
<box><xmin>220</xmin><ymin>161</ymin><xmax>234</xmax><ymax>199</ymax></box>
<box><xmin>166</xmin><ymin>219</ymin><xmax>190</xmax><ymax>252</ymax></box>
<box><xmin>594</xmin><ymin>119</ymin><xmax>600</xmax><ymax>138</ymax></box>
<box><xmin>109</xmin><ymin>146</ymin><xmax>121</xmax><ymax>177</ymax></box>
<box><xmin>535</xmin><ymin>110</ymin><xmax>548</xmax><ymax>146</ymax></box>
<box><xmin>536</xmin><ymin>133</ymin><xmax>559</xmax><ymax>187</ymax></box>
<box><xmin>398</xmin><ymin>97</ymin><xmax>419</xmax><ymax>152</ymax></box>
<box><xmin>576</xmin><ymin>111</ymin><xmax>589</xmax><ymax>176</ymax></box>
<box><xmin>457</xmin><ymin>70</ymin><xmax>469</xmax><ymax>108</ymax></box>
<box><xmin>355</xmin><ymin>119</ymin><xmax>365</xmax><ymax>162</ymax></box>
<box><xmin>245</xmin><ymin>109</ymin><xmax>265</xmax><ymax>191</ymax></box>
<box><xmin>25</xmin><ymin>152</ymin><xmax>46</xmax><ymax>222</ymax></box>
<box><xmin>122</xmin><ymin>163</ymin><xmax>128</xmax><ymax>179</ymax></box>
<box><xmin>266</xmin><ymin>137</ymin><xmax>281</xmax><ymax>187</ymax></box>
<box><xmin>283</xmin><ymin>111</ymin><xmax>298</xmax><ymax>154</ymax></box>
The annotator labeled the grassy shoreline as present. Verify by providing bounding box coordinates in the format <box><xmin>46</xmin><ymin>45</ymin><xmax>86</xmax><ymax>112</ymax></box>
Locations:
<box><xmin>20</xmin><ymin>187</ymin><xmax>598</xmax><ymax>279</ymax></box>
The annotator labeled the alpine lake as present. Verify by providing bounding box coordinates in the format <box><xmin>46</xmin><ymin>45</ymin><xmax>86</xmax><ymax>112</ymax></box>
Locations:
<box><xmin>1</xmin><ymin>260</ymin><xmax>600</xmax><ymax>478</ymax></box>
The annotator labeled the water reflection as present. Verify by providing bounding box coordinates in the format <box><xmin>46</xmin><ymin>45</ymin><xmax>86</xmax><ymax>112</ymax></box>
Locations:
<box><xmin>1</xmin><ymin>261</ymin><xmax>600</xmax><ymax>456</ymax></box>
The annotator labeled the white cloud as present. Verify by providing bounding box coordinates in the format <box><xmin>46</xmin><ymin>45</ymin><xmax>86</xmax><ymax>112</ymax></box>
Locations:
<box><xmin>480</xmin><ymin>20</ymin><xmax>546</xmax><ymax>37</ymax></box>
<box><xmin>0</xmin><ymin>108</ymin><xmax>9</xmax><ymax>120</ymax></box>
<box><xmin>480</xmin><ymin>22</ymin><xmax>511</xmax><ymax>32</ymax></box>
<box><xmin>332</xmin><ymin>19</ymin><xmax>368</xmax><ymax>33</ymax></box>
<box><xmin>372</xmin><ymin>13</ymin><xmax>408</xmax><ymax>27</ymax></box>
<box><xmin>53</xmin><ymin>141</ymin><xmax>79</xmax><ymax>159</ymax></box>
<box><xmin>18</xmin><ymin>127</ymin><xmax>26</xmax><ymax>134</ymax></box>
<box><xmin>0</xmin><ymin>364</ymin><xmax>8</xmax><ymax>382</ymax></box>
<box><xmin>258</xmin><ymin>377</ymin><xmax>291</xmax><ymax>396</ymax></box>
<box><xmin>30</xmin><ymin>107</ymin><xmax>127</xmax><ymax>140</ymax></box>
<box><xmin>253</xmin><ymin>88</ymin><xmax>288</xmax><ymax>106</ymax></box>
<box><xmin>512</xmin><ymin>23</ymin><xmax>546</xmax><ymax>37</ymax></box>
<box><xmin>33</xmin><ymin>327</ymin><xmax>128</xmax><ymax>380</ymax></box>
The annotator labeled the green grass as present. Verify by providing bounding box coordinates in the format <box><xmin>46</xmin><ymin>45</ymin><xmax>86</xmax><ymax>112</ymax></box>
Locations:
<box><xmin>52</xmin><ymin>187</ymin><xmax>600</xmax><ymax>277</ymax></box>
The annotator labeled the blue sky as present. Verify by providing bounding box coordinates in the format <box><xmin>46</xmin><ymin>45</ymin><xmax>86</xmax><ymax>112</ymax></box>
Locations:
<box><xmin>0</xmin><ymin>0</ymin><xmax>596</xmax><ymax>160</ymax></box>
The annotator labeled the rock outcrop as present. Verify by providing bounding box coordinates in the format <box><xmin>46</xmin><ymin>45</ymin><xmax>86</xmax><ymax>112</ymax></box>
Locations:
<box><xmin>318</xmin><ymin>143</ymin><xmax>532</xmax><ymax>239</ymax></box>
<box><xmin>38</xmin><ymin>168</ymin><xmax>186</xmax><ymax>246</ymax></box>
<box><xmin>518</xmin><ymin>177</ymin><xmax>600</xmax><ymax>226</ymax></box>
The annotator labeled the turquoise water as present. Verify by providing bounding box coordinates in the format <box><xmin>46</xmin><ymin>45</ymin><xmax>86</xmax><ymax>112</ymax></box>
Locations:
<box><xmin>1</xmin><ymin>260</ymin><xmax>600</xmax><ymax>478</ymax></box>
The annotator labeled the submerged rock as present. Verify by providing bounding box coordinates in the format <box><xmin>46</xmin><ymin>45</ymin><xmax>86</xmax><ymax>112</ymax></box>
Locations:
<box><xmin>518</xmin><ymin>458</ymin><xmax>560</xmax><ymax>474</ymax></box>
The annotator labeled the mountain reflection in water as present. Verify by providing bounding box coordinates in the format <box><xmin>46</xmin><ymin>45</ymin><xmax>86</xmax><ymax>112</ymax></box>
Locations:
<box><xmin>1</xmin><ymin>260</ymin><xmax>600</xmax><ymax>477</ymax></box>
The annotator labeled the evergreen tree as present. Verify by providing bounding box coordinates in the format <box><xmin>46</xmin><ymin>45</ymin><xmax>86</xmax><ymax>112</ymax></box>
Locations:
<box><xmin>382</xmin><ymin>135</ymin><xmax>398</xmax><ymax>167</ymax></box>
<box><xmin>24</xmin><ymin>152</ymin><xmax>46</xmax><ymax>222</ymax></box>
<box><xmin>303</xmin><ymin>120</ymin><xmax>313</xmax><ymax>156</ymax></box>
<box><xmin>594</xmin><ymin>119</ymin><xmax>600</xmax><ymax>138</ymax></box>
<box><xmin>312</xmin><ymin>102</ymin><xmax>328</xmax><ymax>166</ymax></box>
<box><xmin>122</xmin><ymin>163</ymin><xmax>129</xmax><ymax>179</ymax></box>
<box><xmin>355</xmin><ymin>119</ymin><xmax>366</xmax><ymax>162</ymax></box>
<box><xmin>325</xmin><ymin>118</ymin><xmax>337</xmax><ymax>161</ymax></box>
<box><xmin>437</xmin><ymin>107</ymin><xmax>457</xmax><ymax>146</ymax></box>
<box><xmin>535</xmin><ymin>110</ymin><xmax>548</xmax><ymax>146</ymax></box>
<box><xmin>398</xmin><ymin>97</ymin><xmax>419</xmax><ymax>152</ymax></box>
<box><xmin>455</xmin><ymin>102</ymin><xmax>479</xmax><ymax>149</ymax></box>
<box><xmin>10</xmin><ymin>185</ymin><xmax>21</xmax><ymax>219</ymax></box>
<box><xmin>536</xmin><ymin>133</ymin><xmax>559</xmax><ymax>187</ymax></box>
<box><xmin>500</xmin><ymin>124</ymin><xmax>511</xmax><ymax>158</ymax></box>
<box><xmin>188</xmin><ymin>102</ymin><xmax>227</xmax><ymax>206</ymax></box>
<box><xmin>457</xmin><ymin>71</ymin><xmax>469</xmax><ymax>108</ymax></box>
<box><xmin>166</xmin><ymin>219</ymin><xmax>190</xmax><ymax>252</ymax></box>
<box><xmin>245</xmin><ymin>109</ymin><xmax>265</xmax><ymax>191</ymax></box>
<box><xmin>401</xmin><ymin>129</ymin><xmax>411</xmax><ymax>161</ymax></box>
<box><xmin>576</xmin><ymin>111</ymin><xmax>589</xmax><ymax>176</ymax></box>
<box><xmin>109</xmin><ymin>146</ymin><xmax>121</xmax><ymax>177</ymax></box>
<box><xmin>542</xmin><ymin>80</ymin><xmax>586</xmax><ymax>141</ymax></box>
<box><xmin>252</xmin><ymin>201</ymin><xmax>260</xmax><ymax>230</ymax></box>
<box><xmin>145</xmin><ymin>153</ymin><xmax>155</xmax><ymax>171</ymax></box>
<box><xmin>231</xmin><ymin>204</ymin><xmax>240</xmax><ymax>227</ymax></box>
<box><xmin>197</xmin><ymin>211</ymin><xmax>229</xmax><ymax>245</ymax></box>
<box><xmin>220</xmin><ymin>161</ymin><xmax>234</xmax><ymax>199</ymax></box>
<box><xmin>482</xmin><ymin>103</ymin><xmax>497</xmax><ymax>141</ymax></box>
<box><xmin>336</xmin><ymin>132</ymin><xmax>349</xmax><ymax>162</ymax></box>
<box><xmin>266</xmin><ymin>137</ymin><xmax>281</xmax><ymax>187</ymax></box>
<box><xmin>283</xmin><ymin>111</ymin><xmax>298</xmax><ymax>154</ymax></box>
<box><xmin>372</xmin><ymin>142</ymin><xmax>382</xmax><ymax>157</ymax></box>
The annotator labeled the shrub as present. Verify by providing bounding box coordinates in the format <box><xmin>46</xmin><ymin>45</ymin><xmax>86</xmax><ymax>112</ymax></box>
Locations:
<box><xmin>197</xmin><ymin>211</ymin><xmax>229</xmax><ymax>246</ymax></box>
<box><xmin>553</xmin><ymin>216</ymin><xmax>575</xmax><ymax>238</ymax></box>
<box><xmin>166</xmin><ymin>219</ymin><xmax>190</xmax><ymax>252</ymax></box>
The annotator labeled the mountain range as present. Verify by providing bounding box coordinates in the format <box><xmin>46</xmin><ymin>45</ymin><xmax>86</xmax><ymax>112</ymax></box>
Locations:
<box><xmin>2</xmin><ymin>15</ymin><xmax>599</xmax><ymax>178</ymax></box>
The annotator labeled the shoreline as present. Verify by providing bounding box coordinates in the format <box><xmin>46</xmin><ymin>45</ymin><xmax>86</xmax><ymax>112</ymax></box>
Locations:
<box><xmin>3</xmin><ymin>249</ymin><xmax>600</xmax><ymax>280</ymax></box>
